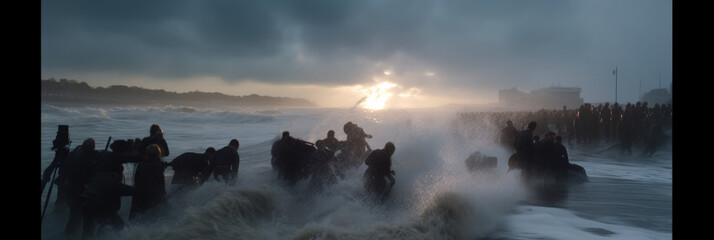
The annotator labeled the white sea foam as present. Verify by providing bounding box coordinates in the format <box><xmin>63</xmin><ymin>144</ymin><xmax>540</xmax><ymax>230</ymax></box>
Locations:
<box><xmin>491</xmin><ymin>205</ymin><xmax>672</xmax><ymax>240</ymax></box>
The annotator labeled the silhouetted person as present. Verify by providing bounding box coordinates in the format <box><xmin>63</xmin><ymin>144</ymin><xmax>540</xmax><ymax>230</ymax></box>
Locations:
<box><xmin>80</xmin><ymin>139</ymin><xmax>134</xmax><ymax>238</ymax></box>
<box><xmin>363</xmin><ymin>142</ymin><xmax>396</xmax><ymax>202</ymax></box>
<box><xmin>600</xmin><ymin>103</ymin><xmax>612</xmax><ymax>141</ymax></box>
<box><xmin>553</xmin><ymin>136</ymin><xmax>571</xmax><ymax>182</ymax></box>
<box><xmin>611</xmin><ymin>102</ymin><xmax>623</xmax><ymax>140</ymax></box>
<box><xmin>168</xmin><ymin>147</ymin><xmax>216</xmax><ymax>186</ymax></box>
<box><xmin>138</xmin><ymin>124</ymin><xmax>169</xmax><ymax>159</ymax></box>
<box><xmin>95</xmin><ymin>140</ymin><xmax>133</xmax><ymax>181</ymax></box>
<box><xmin>272</xmin><ymin>131</ymin><xmax>295</xmax><ymax>180</ymax></box>
<box><xmin>633</xmin><ymin>102</ymin><xmax>646</xmax><ymax>143</ymax></box>
<box><xmin>591</xmin><ymin>104</ymin><xmax>601</xmax><ymax>142</ymax></box>
<box><xmin>307</xmin><ymin>140</ymin><xmax>337</xmax><ymax>191</ymax></box>
<box><xmin>129</xmin><ymin>144</ymin><xmax>166</xmax><ymax>221</ymax></box>
<box><xmin>533</xmin><ymin>132</ymin><xmax>557</xmax><ymax>179</ymax></box>
<box><xmin>643</xmin><ymin>123</ymin><xmax>666</xmax><ymax>157</ymax></box>
<box><xmin>339</xmin><ymin>122</ymin><xmax>372</xmax><ymax>169</ymax></box>
<box><xmin>60</xmin><ymin>138</ymin><xmax>100</xmax><ymax>235</ymax></box>
<box><xmin>619</xmin><ymin>103</ymin><xmax>635</xmax><ymax>155</ymax></box>
<box><xmin>513</xmin><ymin>121</ymin><xmax>537</xmax><ymax>178</ymax></box>
<box><xmin>79</xmin><ymin>172</ymin><xmax>135</xmax><ymax>240</ymax></box>
<box><xmin>212</xmin><ymin>139</ymin><xmax>240</xmax><ymax>184</ymax></box>
<box><xmin>574</xmin><ymin>104</ymin><xmax>594</xmax><ymax>144</ymax></box>
<box><xmin>500</xmin><ymin>120</ymin><xmax>518</xmax><ymax>150</ymax></box>
<box><xmin>323</xmin><ymin>130</ymin><xmax>341</xmax><ymax>151</ymax></box>
<box><xmin>564</xmin><ymin>108</ymin><xmax>577</xmax><ymax>145</ymax></box>
<box><xmin>271</xmin><ymin>131</ymin><xmax>316</xmax><ymax>183</ymax></box>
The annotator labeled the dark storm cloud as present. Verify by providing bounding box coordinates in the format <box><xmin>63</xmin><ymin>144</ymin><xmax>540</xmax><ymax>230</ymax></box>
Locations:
<box><xmin>41</xmin><ymin>0</ymin><xmax>288</xmax><ymax>79</ymax></box>
<box><xmin>41</xmin><ymin>0</ymin><xmax>671</xmax><ymax>103</ymax></box>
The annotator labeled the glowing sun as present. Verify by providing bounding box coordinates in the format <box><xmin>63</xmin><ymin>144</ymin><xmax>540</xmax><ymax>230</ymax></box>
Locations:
<box><xmin>361</xmin><ymin>81</ymin><xmax>397</xmax><ymax>110</ymax></box>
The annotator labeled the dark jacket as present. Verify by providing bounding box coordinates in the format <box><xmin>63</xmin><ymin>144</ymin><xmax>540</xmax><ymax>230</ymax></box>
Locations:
<box><xmin>513</xmin><ymin>129</ymin><xmax>536</xmax><ymax>168</ymax></box>
<box><xmin>95</xmin><ymin>151</ymin><xmax>129</xmax><ymax>178</ymax></box>
<box><xmin>323</xmin><ymin>136</ymin><xmax>341</xmax><ymax>151</ymax></box>
<box><xmin>139</xmin><ymin>136</ymin><xmax>170</xmax><ymax>158</ymax></box>
<box><xmin>59</xmin><ymin>146</ymin><xmax>101</xmax><ymax>198</ymax></box>
<box><xmin>308</xmin><ymin>148</ymin><xmax>336</xmax><ymax>184</ymax></box>
<box><xmin>212</xmin><ymin>146</ymin><xmax>239</xmax><ymax>180</ymax></box>
<box><xmin>364</xmin><ymin>149</ymin><xmax>392</xmax><ymax>178</ymax></box>
<box><xmin>169</xmin><ymin>152</ymin><xmax>212</xmax><ymax>185</ymax></box>
<box><xmin>81</xmin><ymin>172</ymin><xmax>135</xmax><ymax>215</ymax></box>
<box><xmin>130</xmin><ymin>157</ymin><xmax>166</xmax><ymax>219</ymax></box>
<box><xmin>555</xmin><ymin>143</ymin><xmax>570</xmax><ymax>178</ymax></box>
<box><xmin>363</xmin><ymin>149</ymin><xmax>394</xmax><ymax>196</ymax></box>
<box><xmin>500</xmin><ymin>125</ymin><xmax>518</xmax><ymax>146</ymax></box>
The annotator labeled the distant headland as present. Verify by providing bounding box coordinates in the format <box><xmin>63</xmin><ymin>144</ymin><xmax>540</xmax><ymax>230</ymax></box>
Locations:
<box><xmin>40</xmin><ymin>78</ymin><xmax>317</xmax><ymax>108</ymax></box>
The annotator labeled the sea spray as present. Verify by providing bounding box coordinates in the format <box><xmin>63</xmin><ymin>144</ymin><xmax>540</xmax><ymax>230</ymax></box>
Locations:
<box><xmin>281</xmin><ymin>109</ymin><xmax>529</xmax><ymax>240</ymax></box>
<box><xmin>288</xmin><ymin>186</ymin><xmax>524</xmax><ymax>240</ymax></box>
<box><xmin>408</xmin><ymin>167</ymin><xmax>527</xmax><ymax>239</ymax></box>
<box><xmin>417</xmin><ymin>192</ymin><xmax>480</xmax><ymax>239</ymax></box>
<box><xmin>117</xmin><ymin>188</ymin><xmax>281</xmax><ymax>240</ymax></box>
<box><xmin>43</xmin><ymin>105</ymin><xmax>531</xmax><ymax>240</ymax></box>
<box><xmin>42</xmin><ymin>106</ymin><xmax>670</xmax><ymax>240</ymax></box>
<box><xmin>173</xmin><ymin>189</ymin><xmax>277</xmax><ymax>239</ymax></box>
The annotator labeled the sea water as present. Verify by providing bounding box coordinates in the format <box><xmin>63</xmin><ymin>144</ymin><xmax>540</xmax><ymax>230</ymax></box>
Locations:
<box><xmin>40</xmin><ymin>103</ymin><xmax>672</xmax><ymax>240</ymax></box>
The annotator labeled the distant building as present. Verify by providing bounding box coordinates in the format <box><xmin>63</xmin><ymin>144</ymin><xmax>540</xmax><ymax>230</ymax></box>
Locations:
<box><xmin>499</xmin><ymin>86</ymin><xmax>584</xmax><ymax>109</ymax></box>
<box><xmin>498</xmin><ymin>88</ymin><xmax>531</xmax><ymax>106</ymax></box>
<box><xmin>640</xmin><ymin>88</ymin><xmax>672</xmax><ymax>105</ymax></box>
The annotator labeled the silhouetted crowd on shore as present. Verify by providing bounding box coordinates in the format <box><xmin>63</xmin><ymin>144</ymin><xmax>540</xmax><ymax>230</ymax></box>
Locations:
<box><xmin>458</xmin><ymin>101</ymin><xmax>672</xmax><ymax>156</ymax></box>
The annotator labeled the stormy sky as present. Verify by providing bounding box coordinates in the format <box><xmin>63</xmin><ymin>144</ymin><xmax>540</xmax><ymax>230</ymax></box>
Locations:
<box><xmin>41</xmin><ymin>0</ymin><xmax>672</xmax><ymax>108</ymax></box>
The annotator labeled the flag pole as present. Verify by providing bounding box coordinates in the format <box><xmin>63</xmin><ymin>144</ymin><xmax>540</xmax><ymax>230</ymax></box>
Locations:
<box><xmin>614</xmin><ymin>66</ymin><xmax>618</xmax><ymax>103</ymax></box>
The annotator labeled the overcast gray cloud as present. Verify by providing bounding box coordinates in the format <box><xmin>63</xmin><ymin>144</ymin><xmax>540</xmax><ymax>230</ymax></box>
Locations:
<box><xmin>41</xmin><ymin>0</ymin><xmax>672</xmax><ymax>105</ymax></box>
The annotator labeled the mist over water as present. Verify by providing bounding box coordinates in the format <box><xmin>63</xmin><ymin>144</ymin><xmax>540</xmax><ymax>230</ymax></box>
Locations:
<box><xmin>40</xmin><ymin>104</ymin><xmax>672</xmax><ymax>240</ymax></box>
